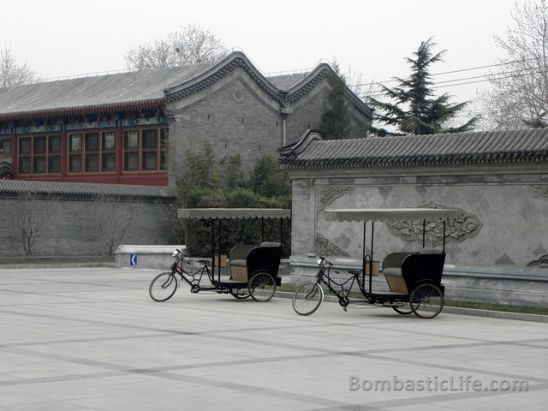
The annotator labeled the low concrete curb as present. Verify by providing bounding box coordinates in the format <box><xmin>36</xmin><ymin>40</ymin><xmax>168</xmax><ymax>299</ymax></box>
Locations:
<box><xmin>0</xmin><ymin>256</ymin><xmax>116</xmax><ymax>269</ymax></box>
<box><xmin>275</xmin><ymin>291</ymin><xmax>548</xmax><ymax>323</ymax></box>
<box><xmin>440</xmin><ymin>305</ymin><xmax>548</xmax><ymax>323</ymax></box>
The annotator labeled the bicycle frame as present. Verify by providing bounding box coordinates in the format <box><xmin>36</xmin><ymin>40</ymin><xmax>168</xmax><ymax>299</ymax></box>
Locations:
<box><xmin>170</xmin><ymin>254</ymin><xmax>219</xmax><ymax>293</ymax></box>
<box><xmin>313</xmin><ymin>257</ymin><xmax>366</xmax><ymax>308</ymax></box>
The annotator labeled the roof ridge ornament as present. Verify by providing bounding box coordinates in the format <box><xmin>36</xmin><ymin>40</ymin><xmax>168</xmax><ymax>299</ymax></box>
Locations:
<box><xmin>278</xmin><ymin>129</ymin><xmax>323</xmax><ymax>161</ymax></box>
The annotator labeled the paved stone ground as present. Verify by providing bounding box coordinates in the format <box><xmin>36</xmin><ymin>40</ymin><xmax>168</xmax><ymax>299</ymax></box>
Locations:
<box><xmin>0</xmin><ymin>267</ymin><xmax>547</xmax><ymax>411</ymax></box>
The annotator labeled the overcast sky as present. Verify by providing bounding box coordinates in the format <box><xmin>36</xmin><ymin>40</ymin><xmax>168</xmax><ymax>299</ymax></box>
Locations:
<box><xmin>1</xmin><ymin>0</ymin><xmax>518</xmax><ymax>104</ymax></box>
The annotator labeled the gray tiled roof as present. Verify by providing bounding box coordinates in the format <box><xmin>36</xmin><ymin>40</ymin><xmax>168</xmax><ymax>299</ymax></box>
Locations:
<box><xmin>0</xmin><ymin>62</ymin><xmax>215</xmax><ymax>118</ymax></box>
<box><xmin>279</xmin><ymin>128</ymin><xmax>548</xmax><ymax>169</ymax></box>
<box><xmin>0</xmin><ymin>51</ymin><xmax>372</xmax><ymax>120</ymax></box>
<box><xmin>0</xmin><ymin>180</ymin><xmax>175</xmax><ymax>198</ymax></box>
<box><xmin>266</xmin><ymin>72</ymin><xmax>311</xmax><ymax>90</ymax></box>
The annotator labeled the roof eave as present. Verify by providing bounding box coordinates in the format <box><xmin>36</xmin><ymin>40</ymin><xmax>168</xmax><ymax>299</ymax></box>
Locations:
<box><xmin>0</xmin><ymin>98</ymin><xmax>165</xmax><ymax>121</ymax></box>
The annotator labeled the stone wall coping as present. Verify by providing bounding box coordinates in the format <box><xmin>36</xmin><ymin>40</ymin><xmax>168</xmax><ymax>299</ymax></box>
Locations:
<box><xmin>115</xmin><ymin>245</ymin><xmax>186</xmax><ymax>255</ymax></box>
<box><xmin>290</xmin><ymin>255</ymin><xmax>548</xmax><ymax>282</ymax></box>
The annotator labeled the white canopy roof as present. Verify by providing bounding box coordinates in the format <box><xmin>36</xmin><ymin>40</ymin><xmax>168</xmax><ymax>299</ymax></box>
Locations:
<box><xmin>177</xmin><ymin>208</ymin><xmax>291</xmax><ymax>220</ymax></box>
<box><xmin>324</xmin><ymin>208</ymin><xmax>459</xmax><ymax>222</ymax></box>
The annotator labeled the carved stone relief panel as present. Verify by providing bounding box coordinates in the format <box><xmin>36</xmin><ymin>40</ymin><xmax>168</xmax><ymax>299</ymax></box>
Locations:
<box><xmin>528</xmin><ymin>254</ymin><xmax>548</xmax><ymax>269</ymax></box>
<box><xmin>318</xmin><ymin>185</ymin><xmax>353</xmax><ymax>211</ymax></box>
<box><xmin>316</xmin><ymin>233</ymin><xmax>350</xmax><ymax>257</ymax></box>
<box><xmin>387</xmin><ymin>202</ymin><xmax>482</xmax><ymax>245</ymax></box>
<box><xmin>530</xmin><ymin>185</ymin><xmax>548</xmax><ymax>199</ymax></box>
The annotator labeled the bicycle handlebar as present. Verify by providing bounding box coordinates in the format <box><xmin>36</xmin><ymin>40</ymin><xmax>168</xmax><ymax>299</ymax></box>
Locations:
<box><xmin>317</xmin><ymin>256</ymin><xmax>333</xmax><ymax>267</ymax></box>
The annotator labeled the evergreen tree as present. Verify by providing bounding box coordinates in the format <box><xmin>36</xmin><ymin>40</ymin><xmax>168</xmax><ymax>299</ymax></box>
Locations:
<box><xmin>319</xmin><ymin>63</ymin><xmax>352</xmax><ymax>139</ymax></box>
<box><xmin>248</xmin><ymin>155</ymin><xmax>290</xmax><ymax>199</ymax></box>
<box><xmin>369</xmin><ymin>38</ymin><xmax>478</xmax><ymax>136</ymax></box>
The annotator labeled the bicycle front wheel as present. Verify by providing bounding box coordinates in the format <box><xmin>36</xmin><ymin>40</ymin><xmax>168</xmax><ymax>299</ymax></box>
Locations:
<box><xmin>292</xmin><ymin>281</ymin><xmax>324</xmax><ymax>316</ymax></box>
<box><xmin>149</xmin><ymin>272</ymin><xmax>178</xmax><ymax>302</ymax></box>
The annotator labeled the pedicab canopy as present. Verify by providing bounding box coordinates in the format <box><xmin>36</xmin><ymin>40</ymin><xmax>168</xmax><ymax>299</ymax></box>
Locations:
<box><xmin>177</xmin><ymin>208</ymin><xmax>291</xmax><ymax>220</ymax></box>
<box><xmin>324</xmin><ymin>208</ymin><xmax>459</xmax><ymax>222</ymax></box>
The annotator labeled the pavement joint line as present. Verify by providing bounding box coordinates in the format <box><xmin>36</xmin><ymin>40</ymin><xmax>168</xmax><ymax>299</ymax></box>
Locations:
<box><xmin>2</xmin><ymin>338</ymin><xmax>546</xmax><ymax>408</ymax></box>
<box><xmin>1</xmin><ymin>346</ymin><xmax>353</xmax><ymax>409</ymax></box>
<box><xmin>3</xmin><ymin>299</ymin><xmax>548</xmax><ymax>354</ymax></box>
<box><xmin>4</xmin><ymin>293</ymin><xmax>548</xmax><ymax>362</ymax></box>
<box><xmin>0</xmin><ymin>307</ymin><xmax>331</xmax><ymax>342</ymax></box>
<box><xmin>0</xmin><ymin>300</ymin><xmax>110</xmax><ymax>308</ymax></box>
<box><xmin>187</xmin><ymin>329</ymin><xmax>548</xmax><ymax>384</ymax></box>
<box><xmin>27</xmin><ymin>277</ymin><xmax>146</xmax><ymax>290</ymax></box>
<box><xmin>305</xmin><ymin>381</ymin><xmax>548</xmax><ymax>411</ymax></box>
<box><xmin>0</xmin><ymin>304</ymin><xmax>485</xmax><ymax>349</ymax></box>
<box><xmin>341</xmin><ymin>350</ymin><xmax>548</xmax><ymax>384</ymax></box>
<box><xmin>0</xmin><ymin>288</ymin><xmax>106</xmax><ymax>301</ymax></box>
<box><xmin>0</xmin><ymin>332</ymin><xmax>177</xmax><ymax>349</ymax></box>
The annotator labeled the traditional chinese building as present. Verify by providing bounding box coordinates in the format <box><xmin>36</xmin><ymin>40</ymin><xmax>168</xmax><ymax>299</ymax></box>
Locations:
<box><xmin>0</xmin><ymin>51</ymin><xmax>372</xmax><ymax>257</ymax></box>
<box><xmin>0</xmin><ymin>51</ymin><xmax>372</xmax><ymax>186</ymax></box>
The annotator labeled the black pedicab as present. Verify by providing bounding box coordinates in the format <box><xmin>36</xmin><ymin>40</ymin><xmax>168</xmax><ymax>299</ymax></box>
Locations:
<box><xmin>292</xmin><ymin>208</ymin><xmax>458</xmax><ymax>318</ymax></box>
<box><xmin>149</xmin><ymin>208</ymin><xmax>290</xmax><ymax>303</ymax></box>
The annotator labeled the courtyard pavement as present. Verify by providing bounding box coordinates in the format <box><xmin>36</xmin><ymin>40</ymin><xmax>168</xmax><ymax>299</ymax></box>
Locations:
<box><xmin>0</xmin><ymin>267</ymin><xmax>547</xmax><ymax>410</ymax></box>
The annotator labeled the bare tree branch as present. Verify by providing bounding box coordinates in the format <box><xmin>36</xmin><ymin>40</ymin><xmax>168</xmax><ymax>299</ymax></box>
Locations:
<box><xmin>481</xmin><ymin>0</ymin><xmax>548</xmax><ymax>129</ymax></box>
<box><xmin>0</xmin><ymin>47</ymin><xmax>35</xmax><ymax>87</ymax></box>
<box><xmin>7</xmin><ymin>192</ymin><xmax>47</xmax><ymax>255</ymax></box>
<box><xmin>126</xmin><ymin>24</ymin><xmax>228</xmax><ymax>70</ymax></box>
<box><xmin>93</xmin><ymin>195</ymin><xmax>134</xmax><ymax>255</ymax></box>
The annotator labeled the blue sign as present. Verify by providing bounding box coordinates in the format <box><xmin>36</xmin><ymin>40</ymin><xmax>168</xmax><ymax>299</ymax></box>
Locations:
<box><xmin>129</xmin><ymin>254</ymin><xmax>138</xmax><ymax>266</ymax></box>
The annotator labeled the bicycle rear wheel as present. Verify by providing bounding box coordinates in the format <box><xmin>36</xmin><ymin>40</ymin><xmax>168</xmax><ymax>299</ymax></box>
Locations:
<box><xmin>292</xmin><ymin>281</ymin><xmax>324</xmax><ymax>316</ymax></box>
<box><xmin>149</xmin><ymin>272</ymin><xmax>178</xmax><ymax>302</ymax></box>
<box><xmin>248</xmin><ymin>272</ymin><xmax>276</xmax><ymax>302</ymax></box>
<box><xmin>410</xmin><ymin>283</ymin><xmax>444</xmax><ymax>319</ymax></box>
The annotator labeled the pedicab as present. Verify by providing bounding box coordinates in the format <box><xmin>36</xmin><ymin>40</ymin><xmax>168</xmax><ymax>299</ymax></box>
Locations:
<box><xmin>149</xmin><ymin>208</ymin><xmax>290</xmax><ymax>303</ymax></box>
<box><xmin>292</xmin><ymin>207</ymin><xmax>459</xmax><ymax>318</ymax></box>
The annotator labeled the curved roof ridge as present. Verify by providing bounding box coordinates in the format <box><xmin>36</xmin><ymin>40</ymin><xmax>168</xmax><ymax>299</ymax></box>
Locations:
<box><xmin>165</xmin><ymin>51</ymin><xmax>283</xmax><ymax>103</ymax></box>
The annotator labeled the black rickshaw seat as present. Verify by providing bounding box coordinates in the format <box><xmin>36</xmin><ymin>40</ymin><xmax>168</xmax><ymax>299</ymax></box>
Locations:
<box><xmin>228</xmin><ymin>242</ymin><xmax>282</xmax><ymax>282</ymax></box>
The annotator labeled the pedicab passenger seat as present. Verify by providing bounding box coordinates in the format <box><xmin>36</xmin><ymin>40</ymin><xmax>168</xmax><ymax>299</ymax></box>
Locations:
<box><xmin>228</xmin><ymin>242</ymin><xmax>283</xmax><ymax>283</ymax></box>
<box><xmin>382</xmin><ymin>252</ymin><xmax>415</xmax><ymax>294</ymax></box>
<box><xmin>228</xmin><ymin>245</ymin><xmax>256</xmax><ymax>282</ymax></box>
<box><xmin>400</xmin><ymin>250</ymin><xmax>445</xmax><ymax>291</ymax></box>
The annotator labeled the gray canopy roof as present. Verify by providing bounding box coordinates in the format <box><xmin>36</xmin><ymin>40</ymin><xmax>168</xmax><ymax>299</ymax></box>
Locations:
<box><xmin>324</xmin><ymin>208</ymin><xmax>459</xmax><ymax>222</ymax></box>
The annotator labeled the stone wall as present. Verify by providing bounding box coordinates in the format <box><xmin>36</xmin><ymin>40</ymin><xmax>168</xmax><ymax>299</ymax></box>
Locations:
<box><xmin>0</xmin><ymin>193</ymin><xmax>173</xmax><ymax>257</ymax></box>
<box><xmin>168</xmin><ymin>70</ymin><xmax>284</xmax><ymax>178</ymax></box>
<box><xmin>290</xmin><ymin>167</ymin><xmax>548</xmax><ymax>269</ymax></box>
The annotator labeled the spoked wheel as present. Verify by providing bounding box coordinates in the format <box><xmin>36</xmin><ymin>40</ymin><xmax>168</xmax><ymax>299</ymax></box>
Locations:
<box><xmin>292</xmin><ymin>281</ymin><xmax>324</xmax><ymax>316</ymax></box>
<box><xmin>248</xmin><ymin>272</ymin><xmax>276</xmax><ymax>302</ymax></box>
<box><xmin>410</xmin><ymin>283</ymin><xmax>444</xmax><ymax>319</ymax></box>
<box><xmin>230</xmin><ymin>288</ymin><xmax>251</xmax><ymax>300</ymax></box>
<box><xmin>149</xmin><ymin>272</ymin><xmax>178</xmax><ymax>302</ymax></box>
<box><xmin>392</xmin><ymin>302</ymin><xmax>413</xmax><ymax>315</ymax></box>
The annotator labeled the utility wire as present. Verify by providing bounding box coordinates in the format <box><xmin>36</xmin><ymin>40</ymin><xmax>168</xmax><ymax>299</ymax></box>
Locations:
<box><xmin>349</xmin><ymin>56</ymin><xmax>544</xmax><ymax>88</ymax></box>
<box><xmin>359</xmin><ymin>65</ymin><xmax>547</xmax><ymax>98</ymax></box>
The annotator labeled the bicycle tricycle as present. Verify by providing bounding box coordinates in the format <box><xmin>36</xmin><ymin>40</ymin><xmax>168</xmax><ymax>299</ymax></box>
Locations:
<box><xmin>292</xmin><ymin>207</ymin><xmax>458</xmax><ymax>318</ymax></box>
<box><xmin>149</xmin><ymin>208</ymin><xmax>290</xmax><ymax>302</ymax></box>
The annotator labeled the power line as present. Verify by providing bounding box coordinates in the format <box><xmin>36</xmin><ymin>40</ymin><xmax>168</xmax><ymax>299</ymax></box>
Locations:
<box><xmin>349</xmin><ymin>56</ymin><xmax>543</xmax><ymax>88</ymax></box>
<box><xmin>357</xmin><ymin>65</ymin><xmax>547</xmax><ymax>98</ymax></box>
